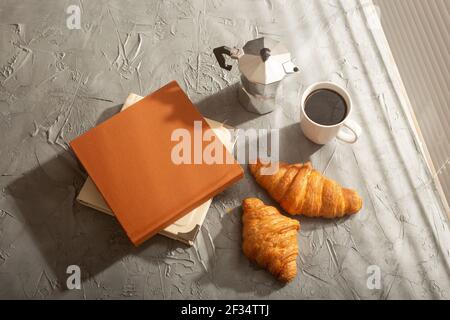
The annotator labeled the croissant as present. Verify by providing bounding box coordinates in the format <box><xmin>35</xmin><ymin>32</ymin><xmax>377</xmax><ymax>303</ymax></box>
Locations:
<box><xmin>242</xmin><ymin>198</ymin><xmax>300</xmax><ymax>282</ymax></box>
<box><xmin>249</xmin><ymin>160</ymin><xmax>362</xmax><ymax>218</ymax></box>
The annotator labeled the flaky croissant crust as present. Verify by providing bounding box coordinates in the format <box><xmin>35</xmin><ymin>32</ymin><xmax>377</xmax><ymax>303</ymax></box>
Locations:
<box><xmin>249</xmin><ymin>160</ymin><xmax>363</xmax><ymax>218</ymax></box>
<box><xmin>242</xmin><ymin>198</ymin><xmax>300</xmax><ymax>282</ymax></box>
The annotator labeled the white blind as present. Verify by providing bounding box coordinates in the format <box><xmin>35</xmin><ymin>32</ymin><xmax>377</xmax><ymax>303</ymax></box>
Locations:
<box><xmin>374</xmin><ymin>0</ymin><xmax>450</xmax><ymax>202</ymax></box>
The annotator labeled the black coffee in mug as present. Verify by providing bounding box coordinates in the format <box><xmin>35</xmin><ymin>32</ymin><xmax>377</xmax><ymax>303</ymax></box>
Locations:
<box><xmin>304</xmin><ymin>89</ymin><xmax>348</xmax><ymax>126</ymax></box>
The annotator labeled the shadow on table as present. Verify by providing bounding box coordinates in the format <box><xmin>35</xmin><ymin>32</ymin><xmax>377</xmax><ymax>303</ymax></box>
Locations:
<box><xmin>208</xmin><ymin>205</ymin><xmax>290</xmax><ymax>296</ymax></box>
<box><xmin>196</xmin><ymin>83</ymin><xmax>261</xmax><ymax>127</ymax></box>
<box><xmin>193</xmin><ymin>127</ymin><xmax>325</xmax><ymax>296</ymax></box>
<box><xmin>5</xmin><ymin>93</ymin><xmax>263</xmax><ymax>294</ymax></box>
<box><xmin>6</xmin><ymin>98</ymin><xmax>330</xmax><ymax>295</ymax></box>
<box><xmin>204</xmin><ymin>188</ymin><xmax>355</xmax><ymax>297</ymax></box>
<box><xmin>6</xmin><ymin>151</ymin><xmax>132</xmax><ymax>287</ymax></box>
<box><xmin>6</xmin><ymin>148</ymin><xmax>188</xmax><ymax>291</ymax></box>
<box><xmin>96</xmin><ymin>104</ymin><xmax>123</xmax><ymax>124</ymax></box>
<box><xmin>278</xmin><ymin>123</ymin><xmax>322</xmax><ymax>164</ymax></box>
<box><xmin>5</xmin><ymin>103</ymin><xmax>183</xmax><ymax>290</ymax></box>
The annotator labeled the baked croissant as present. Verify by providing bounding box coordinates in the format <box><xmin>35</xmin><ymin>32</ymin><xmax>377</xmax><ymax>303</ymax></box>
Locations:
<box><xmin>242</xmin><ymin>198</ymin><xmax>300</xmax><ymax>282</ymax></box>
<box><xmin>249</xmin><ymin>160</ymin><xmax>362</xmax><ymax>218</ymax></box>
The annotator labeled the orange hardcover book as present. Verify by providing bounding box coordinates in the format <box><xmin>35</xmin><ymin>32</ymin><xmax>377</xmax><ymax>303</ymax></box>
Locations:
<box><xmin>70</xmin><ymin>81</ymin><xmax>243</xmax><ymax>246</ymax></box>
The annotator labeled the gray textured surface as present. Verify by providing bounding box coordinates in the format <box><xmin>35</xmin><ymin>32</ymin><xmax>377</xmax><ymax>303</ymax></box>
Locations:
<box><xmin>0</xmin><ymin>0</ymin><xmax>449</xmax><ymax>299</ymax></box>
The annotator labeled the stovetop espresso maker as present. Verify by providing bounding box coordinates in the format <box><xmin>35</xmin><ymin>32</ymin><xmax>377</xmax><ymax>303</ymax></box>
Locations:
<box><xmin>215</xmin><ymin>37</ymin><xmax>299</xmax><ymax>114</ymax></box>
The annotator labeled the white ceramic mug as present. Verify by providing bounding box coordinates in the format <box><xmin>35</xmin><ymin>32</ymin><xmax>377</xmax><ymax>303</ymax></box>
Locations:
<box><xmin>300</xmin><ymin>82</ymin><xmax>361</xmax><ymax>145</ymax></box>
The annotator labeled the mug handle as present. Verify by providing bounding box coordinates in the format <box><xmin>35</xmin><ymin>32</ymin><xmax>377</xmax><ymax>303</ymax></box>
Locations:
<box><xmin>336</xmin><ymin>119</ymin><xmax>361</xmax><ymax>144</ymax></box>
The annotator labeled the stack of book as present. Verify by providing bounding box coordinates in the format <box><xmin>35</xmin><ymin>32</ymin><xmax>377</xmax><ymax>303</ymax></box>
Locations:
<box><xmin>70</xmin><ymin>81</ymin><xmax>243</xmax><ymax>246</ymax></box>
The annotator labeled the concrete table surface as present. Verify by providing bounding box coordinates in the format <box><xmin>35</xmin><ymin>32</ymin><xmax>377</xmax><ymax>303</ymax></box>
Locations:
<box><xmin>0</xmin><ymin>0</ymin><xmax>449</xmax><ymax>299</ymax></box>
